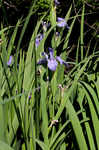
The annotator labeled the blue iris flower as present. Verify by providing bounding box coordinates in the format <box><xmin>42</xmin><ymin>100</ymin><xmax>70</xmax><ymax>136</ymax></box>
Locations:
<box><xmin>54</xmin><ymin>0</ymin><xmax>60</xmax><ymax>6</ymax></box>
<box><xmin>35</xmin><ymin>33</ymin><xmax>44</xmax><ymax>48</ymax></box>
<box><xmin>37</xmin><ymin>47</ymin><xmax>68</xmax><ymax>71</ymax></box>
<box><xmin>7</xmin><ymin>56</ymin><xmax>12</xmax><ymax>66</ymax></box>
<box><xmin>57</xmin><ymin>17</ymin><xmax>70</xmax><ymax>29</ymax></box>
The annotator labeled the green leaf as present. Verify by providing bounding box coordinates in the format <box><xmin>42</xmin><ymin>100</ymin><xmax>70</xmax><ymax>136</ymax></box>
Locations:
<box><xmin>7</xmin><ymin>19</ymin><xmax>21</xmax><ymax>60</ymax></box>
<box><xmin>77</xmin><ymin>85</ymin><xmax>96</xmax><ymax>150</ymax></box>
<box><xmin>49</xmin><ymin>120</ymin><xmax>70</xmax><ymax>149</ymax></box>
<box><xmin>0</xmin><ymin>105</ymin><xmax>5</xmax><ymax>141</ymax></box>
<box><xmin>80</xmin><ymin>3</ymin><xmax>85</xmax><ymax>60</ymax></box>
<box><xmin>51</xmin><ymin>133</ymin><xmax>66</xmax><ymax>150</ymax></box>
<box><xmin>16</xmin><ymin>1</ymin><xmax>37</xmax><ymax>53</ymax></box>
<box><xmin>52</xmin><ymin>57</ymin><xmax>90</xmax><ymax>122</ymax></box>
<box><xmin>41</xmin><ymin>68</ymin><xmax>49</xmax><ymax>146</ymax></box>
<box><xmin>50</xmin><ymin>2</ymin><xmax>56</xmax><ymax>26</ymax></box>
<box><xmin>0</xmin><ymin>26</ymin><xmax>11</xmax><ymax>35</ymax></box>
<box><xmin>35</xmin><ymin>139</ymin><xmax>48</xmax><ymax>150</ymax></box>
<box><xmin>82</xmin><ymin>83</ymin><xmax>99</xmax><ymax>149</ymax></box>
<box><xmin>66</xmin><ymin>99</ymin><xmax>88</xmax><ymax>150</ymax></box>
<box><xmin>1</xmin><ymin>24</ymin><xmax>8</xmax><ymax>68</ymax></box>
<box><xmin>81</xmin><ymin>81</ymin><xmax>99</xmax><ymax>115</ymax></box>
<box><xmin>0</xmin><ymin>141</ymin><xmax>14</xmax><ymax>150</ymax></box>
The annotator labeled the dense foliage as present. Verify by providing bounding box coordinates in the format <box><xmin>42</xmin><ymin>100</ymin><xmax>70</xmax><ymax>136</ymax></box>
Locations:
<box><xmin>0</xmin><ymin>0</ymin><xmax>99</xmax><ymax>150</ymax></box>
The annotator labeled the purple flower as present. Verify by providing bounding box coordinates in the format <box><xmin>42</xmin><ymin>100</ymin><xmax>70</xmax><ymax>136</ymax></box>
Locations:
<box><xmin>57</xmin><ymin>17</ymin><xmax>70</xmax><ymax>29</ymax></box>
<box><xmin>54</xmin><ymin>0</ymin><xmax>60</xmax><ymax>6</ymax></box>
<box><xmin>28</xmin><ymin>95</ymin><xmax>31</xmax><ymax>100</ymax></box>
<box><xmin>37</xmin><ymin>47</ymin><xmax>68</xmax><ymax>71</ymax></box>
<box><xmin>56</xmin><ymin>56</ymin><xmax>69</xmax><ymax>67</ymax></box>
<box><xmin>35</xmin><ymin>33</ymin><xmax>44</xmax><ymax>48</ymax></box>
<box><xmin>42</xmin><ymin>21</ymin><xmax>50</xmax><ymax>32</ymax></box>
<box><xmin>7</xmin><ymin>56</ymin><xmax>12</xmax><ymax>66</ymax></box>
<box><xmin>37</xmin><ymin>57</ymin><xmax>47</xmax><ymax>65</ymax></box>
<box><xmin>47</xmin><ymin>48</ymin><xmax>58</xmax><ymax>71</ymax></box>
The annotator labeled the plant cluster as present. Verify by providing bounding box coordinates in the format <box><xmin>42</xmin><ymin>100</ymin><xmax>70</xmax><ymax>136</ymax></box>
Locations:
<box><xmin>0</xmin><ymin>0</ymin><xmax>99</xmax><ymax>150</ymax></box>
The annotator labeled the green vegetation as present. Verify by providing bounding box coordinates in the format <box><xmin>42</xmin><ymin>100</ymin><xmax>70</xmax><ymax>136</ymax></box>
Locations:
<box><xmin>0</xmin><ymin>0</ymin><xmax>99</xmax><ymax>149</ymax></box>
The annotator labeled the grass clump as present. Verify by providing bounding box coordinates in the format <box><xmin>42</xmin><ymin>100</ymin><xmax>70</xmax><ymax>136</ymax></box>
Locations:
<box><xmin>0</xmin><ymin>1</ymin><xmax>98</xmax><ymax>150</ymax></box>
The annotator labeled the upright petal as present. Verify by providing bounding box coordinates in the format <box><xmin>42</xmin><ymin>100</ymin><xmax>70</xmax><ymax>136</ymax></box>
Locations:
<box><xmin>54</xmin><ymin>0</ymin><xmax>60</xmax><ymax>6</ymax></box>
<box><xmin>48</xmin><ymin>47</ymin><xmax>54</xmax><ymax>59</ymax></box>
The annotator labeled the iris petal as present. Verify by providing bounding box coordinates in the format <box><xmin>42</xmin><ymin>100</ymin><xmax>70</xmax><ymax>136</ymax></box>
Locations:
<box><xmin>7</xmin><ymin>56</ymin><xmax>12</xmax><ymax>66</ymax></box>
<box><xmin>48</xmin><ymin>59</ymin><xmax>58</xmax><ymax>71</ymax></box>
<box><xmin>35</xmin><ymin>34</ymin><xmax>44</xmax><ymax>48</ymax></box>
<box><xmin>56</xmin><ymin>56</ymin><xmax>69</xmax><ymax>67</ymax></box>
<box><xmin>38</xmin><ymin>48</ymin><xmax>68</xmax><ymax>71</ymax></box>
<box><xmin>54</xmin><ymin>0</ymin><xmax>60</xmax><ymax>5</ymax></box>
<box><xmin>41</xmin><ymin>52</ymin><xmax>48</xmax><ymax>60</ymax></box>
<box><xmin>57</xmin><ymin>17</ymin><xmax>69</xmax><ymax>29</ymax></box>
<box><xmin>37</xmin><ymin>58</ymin><xmax>47</xmax><ymax>65</ymax></box>
<box><xmin>48</xmin><ymin>47</ymin><xmax>54</xmax><ymax>59</ymax></box>
<box><xmin>56</xmin><ymin>56</ymin><xmax>63</xmax><ymax>64</ymax></box>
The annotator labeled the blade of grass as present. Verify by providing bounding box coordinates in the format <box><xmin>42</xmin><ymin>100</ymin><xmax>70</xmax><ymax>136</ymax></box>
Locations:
<box><xmin>0</xmin><ymin>140</ymin><xmax>14</xmax><ymax>150</ymax></box>
<box><xmin>76</xmin><ymin>38</ymin><xmax>80</xmax><ymax>64</ymax></box>
<box><xmin>77</xmin><ymin>85</ymin><xmax>96</xmax><ymax>150</ymax></box>
<box><xmin>0</xmin><ymin>26</ymin><xmax>11</xmax><ymax>35</ymax></box>
<box><xmin>63</xmin><ymin>16</ymin><xmax>76</xmax><ymax>51</ymax></box>
<box><xmin>41</xmin><ymin>68</ymin><xmax>49</xmax><ymax>146</ymax></box>
<box><xmin>16</xmin><ymin>0</ymin><xmax>37</xmax><ymax>54</ymax></box>
<box><xmin>35</xmin><ymin>139</ymin><xmax>48</xmax><ymax>150</ymax></box>
<box><xmin>0</xmin><ymin>105</ymin><xmax>5</xmax><ymax>141</ymax></box>
<box><xmin>81</xmin><ymin>83</ymin><xmax>99</xmax><ymax>149</ymax></box>
<box><xmin>7</xmin><ymin>19</ymin><xmax>21</xmax><ymax>60</ymax></box>
<box><xmin>1</xmin><ymin>24</ymin><xmax>8</xmax><ymax>68</ymax></box>
<box><xmin>49</xmin><ymin>120</ymin><xmax>70</xmax><ymax>149</ymax></box>
<box><xmin>95</xmin><ymin>77</ymin><xmax>99</xmax><ymax>99</ymax></box>
<box><xmin>81</xmin><ymin>81</ymin><xmax>99</xmax><ymax>115</ymax></box>
<box><xmin>65</xmin><ymin>4</ymin><xmax>72</xmax><ymax>22</ymax></box>
<box><xmin>66</xmin><ymin>99</ymin><xmax>88</xmax><ymax>150</ymax></box>
<box><xmin>51</xmin><ymin>133</ymin><xmax>66</xmax><ymax>150</ymax></box>
<box><xmin>80</xmin><ymin>3</ymin><xmax>85</xmax><ymax>61</ymax></box>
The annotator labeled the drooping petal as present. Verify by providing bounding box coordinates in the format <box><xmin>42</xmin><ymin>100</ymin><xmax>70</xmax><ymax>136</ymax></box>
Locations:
<box><xmin>37</xmin><ymin>58</ymin><xmax>47</xmax><ymax>65</ymax></box>
<box><xmin>56</xmin><ymin>56</ymin><xmax>63</xmax><ymax>64</ymax></box>
<box><xmin>56</xmin><ymin>56</ymin><xmax>69</xmax><ymax>67</ymax></box>
<box><xmin>48</xmin><ymin>59</ymin><xmax>58</xmax><ymax>71</ymax></box>
<box><xmin>41</xmin><ymin>52</ymin><xmax>48</xmax><ymax>60</ymax></box>
<box><xmin>7</xmin><ymin>56</ymin><xmax>12</xmax><ymax>66</ymax></box>
<box><xmin>37</xmin><ymin>52</ymin><xmax>48</xmax><ymax>65</ymax></box>
<box><xmin>57</xmin><ymin>17</ymin><xmax>69</xmax><ymax>29</ymax></box>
